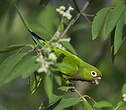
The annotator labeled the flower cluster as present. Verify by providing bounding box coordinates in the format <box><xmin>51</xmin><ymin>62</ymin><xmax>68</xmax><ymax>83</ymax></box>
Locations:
<box><xmin>55</xmin><ymin>31</ymin><xmax>61</xmax><ymax>38</ymax></box>
<box><xmin>52</xmin><ymin>42</ymin><xmax>65</xmax><ymax>50</ymax></box>
<box><xmin>36</xmin><ymin>52</ymin><xmax>57</xmax><ymax>73</ymax></box>
<box><xmin>48</xmin><ymin>53</ymin><xmax>57</xmax><ymax>61</ymax></box>
<box><xmin>53</xmin><ymin>30</ymin><xmax>71</xmax><ymax>42</ymax></box>
<box><xmin>122</xmin><ymin>94</ymin><xmax>126</xmax><ymax>101</ymax></box>
<box><xmin>56</xmin><ymin>6</ymin><xmax>74</xmax><ymax>20</ymax></box>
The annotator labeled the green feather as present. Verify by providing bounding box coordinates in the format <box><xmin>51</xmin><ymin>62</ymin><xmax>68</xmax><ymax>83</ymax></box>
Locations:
<box><xmin>53</xmin><ymin>48</ymin><xmax>102</xmax><ymax>82</ymax></box>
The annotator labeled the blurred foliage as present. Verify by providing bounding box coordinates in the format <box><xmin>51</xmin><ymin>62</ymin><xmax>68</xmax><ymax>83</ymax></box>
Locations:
<box><xmin>0</xmin><ymin>0</ymin><xmax>126</xmax><ymax>110</ymax></box>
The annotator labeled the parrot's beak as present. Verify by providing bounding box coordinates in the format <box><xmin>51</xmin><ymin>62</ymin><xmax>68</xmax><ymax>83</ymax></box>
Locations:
<box><xmin>92</xmin><ymin>77</ymin><xmax>101</xmax><ymax>85</ymax></box>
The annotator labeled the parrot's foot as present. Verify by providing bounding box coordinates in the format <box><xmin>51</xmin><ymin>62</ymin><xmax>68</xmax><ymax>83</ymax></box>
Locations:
<box><xmin>69</xmin><ymin>88</ymin><xmax>75</xmax><ymax>92</ymax></box>
<box><xmin>66</xmin><ymin>83</ymin><xmax>76</xmax><ymax>87</ymax></box>
<box><xmin>65</xmin><ymin>83</ymin><xmax>76</xmax><ymax>92</ymax></box>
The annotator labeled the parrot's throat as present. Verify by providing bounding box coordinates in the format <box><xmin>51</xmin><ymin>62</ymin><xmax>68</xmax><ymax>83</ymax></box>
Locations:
<box><xmin>68</xmin><ymin>77</ymin><xmax>101</xmax><ymax>85</ymax></box>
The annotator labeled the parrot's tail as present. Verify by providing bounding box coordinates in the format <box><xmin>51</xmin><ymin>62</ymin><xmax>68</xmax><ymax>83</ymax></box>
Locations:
<box><xmin>28</xmin><ymin>30</ymin><xmax>46</xmax><ymax>41</ymax></box>
<box><xmin>28</xmin><ymin>30</ymin><xmax>46</xmax><ymax>47</ymax></box>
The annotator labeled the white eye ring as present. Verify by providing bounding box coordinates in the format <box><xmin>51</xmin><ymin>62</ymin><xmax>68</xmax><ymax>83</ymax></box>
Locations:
<box><xmin>91</xmin><ymin>71</ymin><xmax>97</xmax><ymax>77</ymax></box>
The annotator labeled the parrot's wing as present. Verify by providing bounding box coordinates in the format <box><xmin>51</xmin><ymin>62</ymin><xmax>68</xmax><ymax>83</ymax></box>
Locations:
<box><xmin>55</xmin><ymin>62</ymin><xmax>77</xmax><ymax>74</ymax></box>
<box><xmin>53</xmin><ymin>48</ymin><xmax>79</xmax><ymax>76</ymax></box>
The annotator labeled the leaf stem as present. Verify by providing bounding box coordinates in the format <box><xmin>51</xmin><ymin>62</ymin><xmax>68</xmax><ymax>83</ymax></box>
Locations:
<box><xmin>83</xmin><ymin>95</ymin><xmax>96</xmax><ymax>104</ymax></box>
<box><xmin>72</xmin><ymin>87</ymin><xmax>87</xmax><ymax>101</ymax></box>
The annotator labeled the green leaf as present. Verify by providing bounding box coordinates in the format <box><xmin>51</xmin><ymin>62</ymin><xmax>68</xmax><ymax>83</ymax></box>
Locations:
<box><xmin>17</xmin><ymin>56</ymin><xmax>40</xmax><ymax>78</ymax></box>
<box><xmin>44</xmin><ymin>72</ymin><xmax>57</xmax><ymax>103</ymax></box>
<box><xmin>114</xmin><ymin>101</ymin><xmax>124</xmax><ymax>110</ymax></box>
<box><xmin>29</xmin><ymin>73</ymin><xmax>42</xmax><ymax>94</ymax></box>
<box><xmin>53</xmin><ymin>98</ymin><xmax>81</xmax><ymax>110</ymax></box>
<box><xmin>103</xmin><ymin>5</ymin><xmax>126</xmax><ymax>39</ymax></box>
<box><xmin>114</xmin><ymin>15</ymin><xmax>126</xmax><ymax>55</ymax></box>
<box><xmin>116</xmin><ymin>103</ymin><xmax>126</xmax><ymax>110</ymax></box>
<box><xmin>94</xmin><ymin>100</ymin><xmax>113</xmax><ymax>108</ymax></box>
<box><xmin>0</xmin><ymin>55</ymin><xmax>40</xmax><ymax>86</ymax></box>
<box><xmin>92</xmin><ymin>8</ymin><xmax>110</xmax><ymax>40</ymax></box>
<box><xmin>54</xmin><ymin>75</ymin><xmax>62</xmax><ymax>86</ymax></box>
<box><xmin>0</xmin><ymin>52</ymin><xmax>25</xmax><ymax>86</ymax></box>
<box><xmin>0</xmin><ymin>44</ymin><xmax>30</xmax><ymax>53</ymax></box>
<box><xmin>30</xmin><ymin>23</ymin><xmax>52</xmax><ymax>40</ymax></box>
<box><xmin>44</xmin><ymin>72</ymin><xmax>52</xmax><ymax>99</ymax></box>
<box><xmin>124</xmin><ymin>12</ymin><xmax>126</xmax><ymax>24</ymax></box>
<box><xmin>6</xmin><ymin>5</ymin><xmax>16</xmax><ymax>32</ymax></box>
<box><xmin>47</xmin><ymin>96</ymin><xmax>62</xmax><ymax>109</ymax></box>
<box><xmin>82</xmin><ymin>99</ymin><xmax>93</xmax><ymax>110</ymax></box>
<box><xmin>58</xmin><ymin>86</ymin><xmax>72</xmax><ymax>92</ymax></box>
<box><xmin>15</xmin><ymin>5</ymin><xmax>32</xmax><ymax>31</ymax></box>
<box><xmin>37</xmin><ymin>5</ymin><xmax>58</xmax><ymax>39</ymax></box>
<box><xmin>121</xmin><ymin>83</ymin><xmax>126</xmax><ymax>94</ymax></box>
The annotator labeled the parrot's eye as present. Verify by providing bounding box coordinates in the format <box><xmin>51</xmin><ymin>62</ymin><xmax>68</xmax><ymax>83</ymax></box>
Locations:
<box><xmin>91</xmin><ymin>71</ymin><xmax>97</xmax><ymax>77</ymax></box>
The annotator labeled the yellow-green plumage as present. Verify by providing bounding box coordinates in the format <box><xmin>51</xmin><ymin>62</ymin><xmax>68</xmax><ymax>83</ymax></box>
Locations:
<box><xmin>53</xmin><ymin>48</ymin><xmax>102</xmax><ymax>83</ymax></box>
<box><xmin>29</xmin><ymin>31</ymin><xmax>102</xmax><ymax>84</ymax></box>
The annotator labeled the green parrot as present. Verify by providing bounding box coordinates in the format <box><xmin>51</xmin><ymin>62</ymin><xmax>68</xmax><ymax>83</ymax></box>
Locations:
<box><xmin>28</xmin><ymin>30</ymin><xmax>102</xmax><ymax>85</ymax></box>
<box><xmin>16</xmin><ymin>6</ymin><xmax>102</xmax><ymax>85</ymax></box>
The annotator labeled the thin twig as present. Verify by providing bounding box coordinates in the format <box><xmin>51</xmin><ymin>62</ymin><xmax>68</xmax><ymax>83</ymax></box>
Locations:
<box><xmin>72</xmin><ymin>87</ymin><xmax>87</xmax><ymax>101</ymax></box>
<box><xmin>72</xmin><ymin>0</ymin><xmax>94</xmax><ymax>24</ymax></box>
<box><xmin>59</xmin><ymin>1</ymin><xmax>90</xmax><ymax>40</ymax></box>
<box><xmin>80</xmin><ymin>12</ymin><xmax>90</xmax><ymax>24</ymax></box>
<box><xmin>83</xmin><ymin>95</ymin><xmax>96</xmax><ymax>104</ymax></box>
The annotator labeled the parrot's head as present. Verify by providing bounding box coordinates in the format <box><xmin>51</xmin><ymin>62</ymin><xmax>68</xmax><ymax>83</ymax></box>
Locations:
<box><xmin>81</xmin><ymin>66</ymin><xmax>102</xmax><ymax>85</ymax></box>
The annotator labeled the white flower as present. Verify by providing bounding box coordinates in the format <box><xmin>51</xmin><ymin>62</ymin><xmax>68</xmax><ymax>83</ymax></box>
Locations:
<box><xmin>37</xmin><ymin>61</ymin><xmax>53</xmax><ymax>73</ymax></box>
<box><xmin>122</xmin><ymin>94</ymin><xmax>126</xmax><ymax>101</ymax></box>
<box><xmin>56</xmin><ymin>6</ymin><xmax>66</xmax><ymax>12</ymax></box>
<box><xmin>56</xmin><ymin>6</ymin><xmax>74</xmax><ymax>20</ymax></box>
<box><xmin>36</xmin><ymin>55</ymin><xmax>52</xmax><ymax>73</ymax></box>
<box><xmin>55</xmin><ymin>31</ymin><xmax>61</xmax><ymax>38</ymax></box>
<box><xmin>63</xmin><ymin>12</ymin><xmax>72</xmax><ymax>20</ymax></box>
<box><xmin>123</xmin><ymin>94</ymin><xmax>126</xmax><ymax>97</ymax></box>
<box><xmin>37</xmin><ymin>66</ymin><xmax>47</xmax><ymax>73</ymax></box>
<box><xmin>60</xmin><ymin>6</ymin><xmax>66</xmax><ymax>10</ymax></box>
<box><xmin>68</xmin><ymin>6</ymin><xmax>74</xmax><ymax>11</ymax></box>
<box><xmin>48</xmin><ymin>53</ymin><xmax>57</xmax><ymax>61</ymax></box>
<box><xmin>123</xmin><ymin>97</ymin><xmax>126</xmax><ymax>101</ymax></box>
<box><xmin>56</xmin><ymin>6</ymin><xmax>66</xmax><ymax>15</ymax></box>
<box><xmin>36</xmin><ymin>55</ymin><xmax>43</xmax><ymax>63</ymax></box>
<box><xmin>52</xmin><ymin>42</ymin><xmax>65</xmax><ymax>50</ymax></box>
